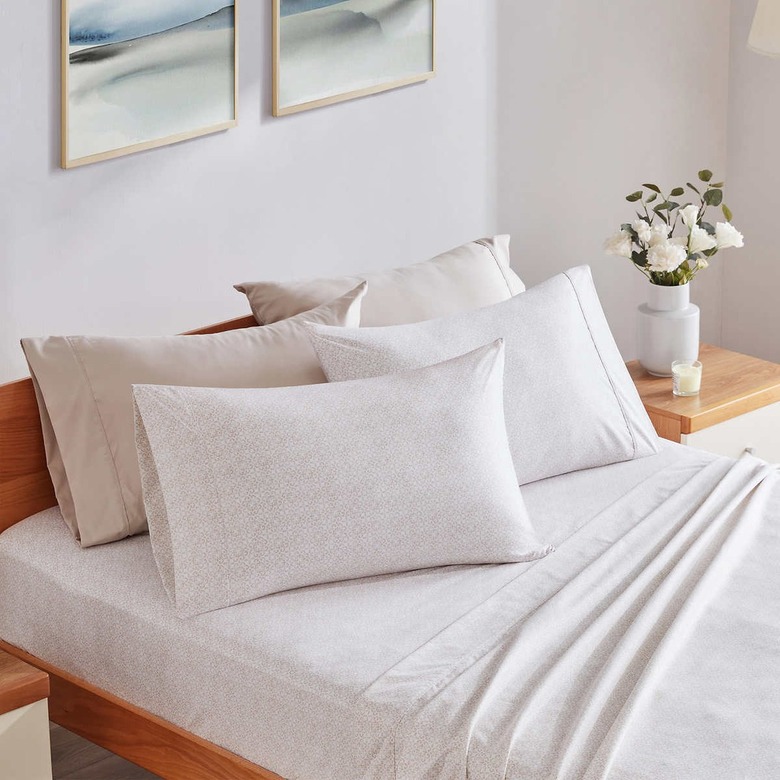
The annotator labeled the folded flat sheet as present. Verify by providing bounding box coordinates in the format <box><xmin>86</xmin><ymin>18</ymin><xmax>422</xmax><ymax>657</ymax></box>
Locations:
<box><xmin>1</xmin><ymin>443</ymin><xmax>778</xmax><ymax>779</ymax></box>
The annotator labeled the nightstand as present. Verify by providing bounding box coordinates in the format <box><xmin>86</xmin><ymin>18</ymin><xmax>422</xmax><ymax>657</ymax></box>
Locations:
<box><xmin>0</xmin><ymin>648</ymin><xmax>52</xmax><ymax>780</ymax></box>
<box><xmin>627</xmin><ymin>344</ymin><xmax>780</xmax><ymax>462</ymax></box>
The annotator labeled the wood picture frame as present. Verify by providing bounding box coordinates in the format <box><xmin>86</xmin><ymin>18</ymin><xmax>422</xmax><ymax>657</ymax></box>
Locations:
<box><xmin>273</xmin><ymin>0</ymin><xmax>436</xmax><ymax>117</ymax></box>
<box><xmin>61</xmin><ymin>0</ymin><xmax>240</xmax><ymax>169</ymax></box>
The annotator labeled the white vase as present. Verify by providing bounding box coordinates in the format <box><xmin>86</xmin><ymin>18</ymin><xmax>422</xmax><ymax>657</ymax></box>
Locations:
<box><xmin>637</xmin><ymin>283</ymin><xmax>699</xmax><ymax>377</ymax></box>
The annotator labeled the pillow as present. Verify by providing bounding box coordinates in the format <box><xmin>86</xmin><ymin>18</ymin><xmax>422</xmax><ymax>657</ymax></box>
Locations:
<box><xmin>234</xmin><ymin>235</ymin><xmax>525</xmax><ymax>327</ymax></box>
<box><xmin>21</xmin><ymin>284</ymin><xmax>365</xmax><ymax>548</ymax></box>
<box><xmin>308</xmin><ymin>266</ymin><xmax>660</xmax><ymax>485</ymax></box>
<box><xmin>133</xmin><ymin>341</ymin><xmax>553</xmax><ymax>617</ymax></box>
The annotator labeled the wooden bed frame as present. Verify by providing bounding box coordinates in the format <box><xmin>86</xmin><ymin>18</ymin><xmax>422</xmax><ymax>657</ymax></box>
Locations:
<box><xmin>0</xmin><ymin>313</ymin><xmax>285</xmax><ymax>780</ymax></box>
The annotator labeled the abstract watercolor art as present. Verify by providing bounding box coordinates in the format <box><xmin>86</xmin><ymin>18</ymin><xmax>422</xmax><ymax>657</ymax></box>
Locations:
<box><xmin>62</xmin><ymin>0</ymin><xmax>238</xmax><ymax>168</ymax></box>
<box><xmin>273</xmin><ymin>0</ymin><xmax>435</xmax><ymax>116</ymax></box>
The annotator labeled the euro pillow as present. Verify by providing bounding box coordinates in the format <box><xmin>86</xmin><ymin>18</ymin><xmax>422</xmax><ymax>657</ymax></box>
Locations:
<box><xmin>309</xmin><ymin>266</ymin><xmax>660</xmax><ymax>485</ymax></box>
<box><xmin>133</xmin><ymin>341</ymin><xmax>552</xmax><ymax>618</ymax></box>
<box><xmin>21</xmin><ymin>284</ymin><xmax>365</xmax><ymax>548</ymax></box>
<box><xmin>235</xmin><ymin>235</ymin><xmax>525</xmax><ymax>327</ymax></box>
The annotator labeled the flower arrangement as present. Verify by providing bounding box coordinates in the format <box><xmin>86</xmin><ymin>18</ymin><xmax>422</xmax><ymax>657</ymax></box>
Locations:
<box><xmin>604</xmin><ymin>169</ymin><xmax>744</xmax><ymax>286</ymax></box>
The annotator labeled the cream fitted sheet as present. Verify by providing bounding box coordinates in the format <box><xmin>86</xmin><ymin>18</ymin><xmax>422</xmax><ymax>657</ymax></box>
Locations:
<box><xmin>3</xmin><ymin>443</ymin><xmax>776</xmax><ymax>779</ymax></box>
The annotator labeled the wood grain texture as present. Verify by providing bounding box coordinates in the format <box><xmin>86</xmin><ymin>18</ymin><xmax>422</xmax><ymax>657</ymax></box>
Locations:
<box><xmin>0</xmin><ymin>314</ymin><xmax>257</xmax><ymax>533</ymax></box>
<box><xmin>0</xmin><ymin>642</ymin><xmax>283</xmax><ymax>780</ymax></box>
<box><xmin>647</xmin><ymin>413</ymin><xmax>682</xmax><ymax>444</ymax></box>
<box><xmin>0</xmin><ymin>646</ymin><xmax>50</xmax><ymax>716</ymax></box>
<box><xmin>51</xmin><ymin>724</ymin><xmax>161</xmax><ymax>780</ymax></box>
<box><xmin>627</xmin><ymin>343</ymin><xmax>780</xmax><ymax>436</ymax></box>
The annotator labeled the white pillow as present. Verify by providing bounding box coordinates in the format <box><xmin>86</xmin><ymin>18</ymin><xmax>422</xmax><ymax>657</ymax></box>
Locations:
<box><xmin>234</xmin><ymin>235</ymin><xmax>525</xmax><ymax>327</ymax></box>
<box><xmin>133</xmin><ymin>341</ymin><xmax>552</xmax><ymax>617</ymax></box>
<box><xmin>308</xmin><ymin>266</ymin><xmax>660</xmax><ymax>485</ymax></box>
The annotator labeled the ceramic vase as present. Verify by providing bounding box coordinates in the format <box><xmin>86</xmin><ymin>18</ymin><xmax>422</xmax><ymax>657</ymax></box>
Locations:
<box><xmin>637</xmin><ymin>283</ymin><xmax>699</xmax><ymax>377</ymax></box>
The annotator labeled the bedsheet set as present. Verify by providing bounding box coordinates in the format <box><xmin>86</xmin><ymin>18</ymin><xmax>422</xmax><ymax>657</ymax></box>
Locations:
<box><xmin>1</xmin><ymin>445</ymin><xmax>779</xmax><ymax>779</ymax></box>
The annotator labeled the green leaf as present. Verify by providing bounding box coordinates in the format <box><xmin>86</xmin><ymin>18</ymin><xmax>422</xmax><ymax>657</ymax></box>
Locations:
<box><xmin>670</xmin><ymin>187</ymin><xmax>685</xmax><ymax>197</ymax></box>
<box><xmin>704</xmin><ymin>189</ymin><xmax>723</xmax><ymax>206</ymax></box>
<box><xmin>642</xmin><ymin>183</ymin><xmax>661</xmax><ymax>193</ymax></box>
<box><xmin>654</xmin><ymin>209</ymin><xmax>669</xmax><ymax>224</ymax></box>
<box><xmin>687</xmin><ymin>182</ymin><xmax>701</xmax><ymax>195</ymax></box>
<box><xmin>646</xmin><ymin>192</ymin><xmax>658</xmax><ymax>203</ymax></box>
<box><xmin>700</xmin><ymin>221</ymin><xmax>716</xmax><ymax>236</ymax></box>
<box><xmin>722</xmin><ymin>204</ymin><xmax>733</xmax><ymax>222</ymax></box>
<box><xmin>632</xmin><ymin>250</ymin><xmax>648</xmax><ymax>267</ymax></box>
<box><xmin>711</xmin><ymin>182</ymin><xmax>724</xmax><ymax>188</ymax></box>
<box><xmin>668</xmin><ymin>201</ymin><xmax>681</xmax><ymax>211</ymax></box>
<box><xmin>626</xmin><ymin>191</ymin><xmax>644</xmax><ymax>202</ymax></box>
<box><xmin>698</xmin><ymin>169</ymin><xmax>713</xmax><ymax>182</ymax></box>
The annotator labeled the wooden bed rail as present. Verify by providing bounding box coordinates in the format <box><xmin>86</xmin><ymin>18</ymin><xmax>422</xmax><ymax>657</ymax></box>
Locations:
<box><xmin>0</xmin><ymin>640</ymin><xmax>283</xmax><ymax>780</ymax></box>
<box><xmin>0</xmin><ymin>314</ymin><xmax>257</xmax><ymax>533</ymax></box>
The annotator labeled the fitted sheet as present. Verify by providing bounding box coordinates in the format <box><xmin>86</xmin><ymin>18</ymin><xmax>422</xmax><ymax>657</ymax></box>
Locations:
<box><xmin>1</xmin><ymin>443</ymin><xmax>778</xmax><ymax>779</ymax></box>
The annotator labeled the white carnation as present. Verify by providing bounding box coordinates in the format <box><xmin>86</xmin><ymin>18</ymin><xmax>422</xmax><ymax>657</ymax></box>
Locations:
<box><xmin>648</xmin><ymin>222</ymin><xmax>672</xmax><ymax>247</ymax></box>
<box><xmin>632</xmin><ymin>219</ymin><xmax>652</xmax><ymax>245</ymax></box>
<box><xmin>647</xmin><ymin>241</ymin><xmax>687</xmax><ymax>273</ymax></box>
<box><xmin>604</xmin><ymin>230</ymin><xmax>633</xmax><ymax>259</ymax></box>
<box><xmin>715</xmin><ymin>221</ymin><xmax>744</xmax><ymax>249</ymax></box>
<box><xmin>689</xmin><ymin>225</ymin><xmax>717</xmax><ymax>254</ymax></box>
<box><xmin>680</xmin><ymin>204</ymin><xmax>700</xmax><ymax>228</ymax></box>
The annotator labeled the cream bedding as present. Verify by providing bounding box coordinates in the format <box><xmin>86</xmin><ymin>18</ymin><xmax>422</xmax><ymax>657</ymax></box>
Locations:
<box><xmin>1</xmin><ymin>443</ymin><xmax>778</xmax><ymax>779</ymax></box>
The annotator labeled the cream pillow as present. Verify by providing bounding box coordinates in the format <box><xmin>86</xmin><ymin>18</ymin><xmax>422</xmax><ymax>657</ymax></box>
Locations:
<box><xmin>235</xmin><ymin>235</ymin><xmax>524</xmax><ymax>327</ymax></box>
<box><xmin>309</xmin><ymin>267</ymin><xmax>661</xmax><ymax>485</ymax></box>
<box><xmin>21</xmin><ymin>285</ymin><xmax>365</xmax><ymax>547</ymax></box>
<box><xmin>134</xmin><ymin>341</ymin><xmax>553</xmax><ymax>617</ymax></box>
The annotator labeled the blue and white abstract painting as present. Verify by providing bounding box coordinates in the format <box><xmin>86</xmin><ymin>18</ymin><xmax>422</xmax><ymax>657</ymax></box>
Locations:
<box><xmin>64</xmin><ymin>0</ymin><xmax>236</xmax><ymax>166</ymax></box>
<box><xmin>275</xmin><ymin>0</ymin><xmax>434</xmax><ymax>115</ymax></box>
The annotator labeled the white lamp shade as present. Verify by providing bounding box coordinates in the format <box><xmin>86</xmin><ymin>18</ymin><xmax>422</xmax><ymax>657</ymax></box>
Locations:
<box><xmin>749</xmin><ymin>0</ymin><xmax>780</xmax><ymax>57</ymax></box>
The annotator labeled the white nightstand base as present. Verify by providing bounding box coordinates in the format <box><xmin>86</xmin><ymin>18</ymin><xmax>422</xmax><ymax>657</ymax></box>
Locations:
<box><xmin>0</xmin><ymin>699</ymin><xmax>52</xmax><ymax>780</ymax></box>
<box><xmin>682</xmin><ymin>401</ymin><xmax>780</xmax><ymax>463</ymax></box>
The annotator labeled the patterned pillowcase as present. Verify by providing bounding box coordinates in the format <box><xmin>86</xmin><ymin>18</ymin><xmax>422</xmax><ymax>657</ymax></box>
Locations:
<box><xmin>21</xmin><ymin>284</ymin><xmax>366</xmax><ymax>547</ymax></box>
<box><xmin>308</xmin><ymin>266</ymin><xmax>660</xmax><ymax>485</ymax></box>
<box><xmin>134</xmin><ymin>340</ymin><xmax>553</xmax><ymax>618</ymax></box>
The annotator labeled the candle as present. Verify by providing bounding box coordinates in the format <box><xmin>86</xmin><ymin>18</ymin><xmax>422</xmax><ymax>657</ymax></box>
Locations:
<box><xmin>672</xmin><ymin>360</ymin><xmax>702</xmax><ymax>397</ymax></box>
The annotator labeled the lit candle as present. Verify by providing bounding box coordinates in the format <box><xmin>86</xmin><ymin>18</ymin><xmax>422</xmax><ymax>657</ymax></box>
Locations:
<box><xmin>672</xmin><ymin>360</ymin><xmax>702</xmax><ymax>397</ymax></box>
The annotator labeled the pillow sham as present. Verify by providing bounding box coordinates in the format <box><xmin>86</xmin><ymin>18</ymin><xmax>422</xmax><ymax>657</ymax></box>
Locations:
<box><xmin>308</xmin><ymin>266</ymin><xmax>660</xmax><ymax>485</ymax></box>
<box><xmin>234</xmin><ymin>235</ymin><xmax>525</xmax><ymax>327</ymax></box>
<box><xmin>21</xmin><ymin>284</ymin><xmax>365</xmax><ymax>548</ymax></box>
<box><xmin>133</xmin><ymin>340</ymin><xmax>553</xmax><ymax>618</ymax></box>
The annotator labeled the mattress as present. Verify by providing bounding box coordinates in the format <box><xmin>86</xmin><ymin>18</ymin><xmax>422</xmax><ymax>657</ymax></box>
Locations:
<box><xmin>1</xmin><ymin>442</ymin><xmax>779</xmax><ymax>779</ymax></box>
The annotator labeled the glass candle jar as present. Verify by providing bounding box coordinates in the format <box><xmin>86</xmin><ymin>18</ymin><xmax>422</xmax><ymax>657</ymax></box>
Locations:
<box><xmin>672</xmin><ymin>360</ymin><xmax>703</xmax><ymax>397</ymax></box>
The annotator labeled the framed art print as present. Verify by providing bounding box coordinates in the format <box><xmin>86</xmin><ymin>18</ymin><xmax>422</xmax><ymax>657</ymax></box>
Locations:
<box><xmin>273</xmin><ymin>0</ymin><xmax>435</xmax><ymax>116</ymax></box>
<box><xmin>62</xmin><ymin>0</ymin><xmax>238</xmax><ymax>168</ymax></box>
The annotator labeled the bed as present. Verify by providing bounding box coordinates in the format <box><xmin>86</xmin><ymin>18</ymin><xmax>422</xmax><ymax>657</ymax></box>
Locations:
<box><xmin>2</xmin><ymin>249</ymin><xmax>780</xmax><ymax>779</ymax></box>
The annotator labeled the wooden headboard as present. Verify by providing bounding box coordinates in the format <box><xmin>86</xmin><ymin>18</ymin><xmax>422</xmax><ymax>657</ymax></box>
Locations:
<box><xmin>0</xmin><ymin>314</ymin><xmax>258</xmax><ymax>534</ymax></box>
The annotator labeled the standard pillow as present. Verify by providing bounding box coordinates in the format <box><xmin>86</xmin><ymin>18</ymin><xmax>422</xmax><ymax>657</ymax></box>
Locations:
<box><xmin>21</xmin><ymin>284</ymin><xmax>365</xmax><ymax>548</ymax></box>
<box><xmin>133</xmin><ymin>341</ymin><xmax>553</xmax><ymax>618</ymax></box>
<box><xmin>234</xmin><ymin>235</ymin><xmax>525</xmax><ymax>327</ymax></box>
<box><xmin>309</xmin><ymin>266</ymin><xmax>660</xmax><ymax>485</ymax></box>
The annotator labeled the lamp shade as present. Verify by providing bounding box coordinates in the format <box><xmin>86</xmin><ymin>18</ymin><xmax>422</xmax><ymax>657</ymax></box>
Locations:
<box><xmin>749</xmin><ymin>0</ymin><xmax>780</xmax><ymax>57</ymax></box>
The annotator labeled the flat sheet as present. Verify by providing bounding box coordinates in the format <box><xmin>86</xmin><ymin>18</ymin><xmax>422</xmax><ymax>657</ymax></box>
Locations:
<box><xmin>1</xmin><ymin>443</ymin><xmax>778</xmax><ymax>779</ymax></box>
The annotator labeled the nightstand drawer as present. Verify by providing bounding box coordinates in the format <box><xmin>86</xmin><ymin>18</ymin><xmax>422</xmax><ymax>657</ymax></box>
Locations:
<box><xmin>682</xmin><ymin>401</ymin><xmax>780</xmax><ymax>463</ymax></box>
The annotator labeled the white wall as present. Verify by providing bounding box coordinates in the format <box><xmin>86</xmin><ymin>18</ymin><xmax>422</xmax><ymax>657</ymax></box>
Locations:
<box><xmin>0</xmin><ymin>1</ymin><xmax>497</xmax><ymax>382</ymax></box>
<box><xmin>722</xmin><ymin>0</ymin><xmax>780</xmax><ymax>363</ymax></box>
<box><xmin>496</xmin><ymin>0</ymin><xmax>732</xmax><ymax>359</ymax></box>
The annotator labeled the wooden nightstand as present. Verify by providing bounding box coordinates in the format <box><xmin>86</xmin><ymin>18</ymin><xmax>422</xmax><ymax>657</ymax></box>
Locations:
<box><xmin>627</xmin><ymin>344</ymin><xmax>780</xmax><ymax>463</ymax></box>
<box><xmin>0</xmin><ymin>647</ymin><xmax>52</xmax><ymax>780</ymax></box>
